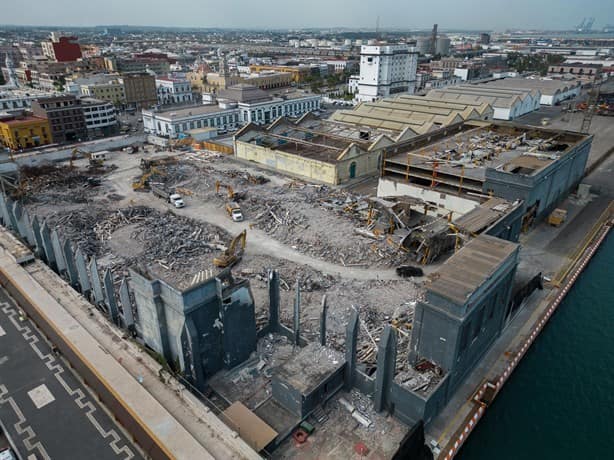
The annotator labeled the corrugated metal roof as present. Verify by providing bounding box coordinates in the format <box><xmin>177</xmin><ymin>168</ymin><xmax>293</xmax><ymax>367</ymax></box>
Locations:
<box><xmin>427</xmin><ymin>234</ymin><xmax>518</xmax><ymax>305</ymax></box>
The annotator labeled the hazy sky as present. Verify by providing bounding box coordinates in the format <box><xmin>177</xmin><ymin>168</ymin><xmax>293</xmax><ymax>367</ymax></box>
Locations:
<box><xmin>2</xmin><ymin>0</ymin><xmax>612</xmax><ymax>30</ymax></box>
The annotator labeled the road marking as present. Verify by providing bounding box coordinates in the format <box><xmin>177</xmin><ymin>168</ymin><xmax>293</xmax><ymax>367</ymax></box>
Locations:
<box><xmin>0</xmin><ymin>356</ymin><xmax>7</xmax><ymax>366</ymax></box>
<box><xmin>0</xmin><ymin>324</ymin><xmax>5</xmax><ymax>336</ymax></box>
<box><xmin>1</xmin><ymin>300</ymin><xmax>136</xmax><ymax>459</ymax></box>
<box><xmin>27</xmin><ymin>384</ymin><xmax>55</xmax><ymax>410</ymax></box>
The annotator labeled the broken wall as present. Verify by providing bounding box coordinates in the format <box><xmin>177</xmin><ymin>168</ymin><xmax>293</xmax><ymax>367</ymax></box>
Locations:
<box><xmin>483</xmin><ymin>137</ymin><xmax>591</xmax><ymax>221</ymax></box>
<box><xmin>377</xmin><ymin>179</ymin><xmax>480</xmax><ymax>219</ymax></box>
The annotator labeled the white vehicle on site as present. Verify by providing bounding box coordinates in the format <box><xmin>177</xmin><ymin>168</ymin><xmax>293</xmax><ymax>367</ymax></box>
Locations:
<box><xmin>151</xmin><ymin>185</ymin><xmax>185</xmax><ymax>208</ymax></box>
<box><xmin>169</xmin><ymin>193</ymin><xmax>185</xmax><ymax>208</ymax></box>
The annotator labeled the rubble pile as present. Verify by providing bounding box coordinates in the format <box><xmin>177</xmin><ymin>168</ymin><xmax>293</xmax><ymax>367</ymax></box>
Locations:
<box><xmin>396</xmin><ymin>359</ymin><xmax>444</xmax><ymax>395</ymax></box>
<box><xmin>16</xmin><ymin>164</ymin><xmax>109</xmax><ymax>203</ymax></box>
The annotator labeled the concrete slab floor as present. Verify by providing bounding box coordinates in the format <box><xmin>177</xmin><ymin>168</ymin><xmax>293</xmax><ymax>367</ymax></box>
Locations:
<box><xmin>273</xmin><ymin>391</ymin><xmax>407</xmax><ymax>460</ymax></box>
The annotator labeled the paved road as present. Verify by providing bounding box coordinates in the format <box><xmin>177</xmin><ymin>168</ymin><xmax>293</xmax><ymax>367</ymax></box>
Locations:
<box><xmin>0</xmin><ymin>288</ymin><xmax>143</xmax><ymax>460</ymax></box>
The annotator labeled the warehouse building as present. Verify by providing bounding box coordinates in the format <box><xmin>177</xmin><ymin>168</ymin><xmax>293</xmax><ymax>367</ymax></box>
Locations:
<box><xmin>234</xmin><ymin>113</ymin><xmax>395</xmax><ymax>185</ymax></box>
<box><xmin>474</xmin><ymin>77</ymin><xmax>582</xmax><ymax>106</ymax></box>
<box><xmin>427</xmin><ymin>85</ymin><xmax>540</xmax><ymax>120</ymax></box>
<box><xmin>331</xmin><ymin>93</ymin><xmax>493</xmax><ymax>136</ymax></box>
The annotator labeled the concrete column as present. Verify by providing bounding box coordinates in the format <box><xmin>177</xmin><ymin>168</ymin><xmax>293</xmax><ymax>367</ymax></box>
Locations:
<box><xmin>320</xmin><ymin>295</ymin><xmax>328</xmax><ymax>347</ymax></box>
<box><xmin>103</xmin><ymin>269</ymin><xmax>119</xmax><ymax>325</ymax></box>
<box><xmin>374</xmin><ymin>325</ymin><xmax>397</xmax><ymax>413</ymax></box>
<box><xmin>5</xmin><ymin>197</ymin><xmax>19</xmax><ymax>232</ymax></box>
<box><xmin>62</xmin><ymin>239</ymin><xmax>79</xmax><ymax>288</ymax></box>
<box><xmin>268</xmin><ymin>269</ymin><xmax>280</xmax><ymax>332</ymax></box>
<box><xmin>31</xmin><ymin>216</ymin><xmax>44</xmax><ymax>257</ymax></box>
<box><xmin>345</xmin><ymin>309</ymin><xmax>359</xmax><ymax>390</ymax></box>
<box><xmin>119</xmin><ymin>278</ymin><xmax>135</xmax><ymax>330</ymax></box>
<box><xmin>50</xmin><ymin>229</ymin><xmax>66</xmax><ymax>275</ymax></box>
<box><xmin>293</xmin><ymin>279</ymin><xmax>300</xmax><ymax>346</ymax></box>
<box><xmin>12</xmin><ymin>201</ymin><xmax>28</xmax><ymax>241</ymax></box>
<box><xmin>20</xmin><ymin>209</ymin><xmax>36</xmax><ymax>247</ymax></box>
<box><xmin>89</xmin><ymin>257</ymin><xmax>105</xmax><ymax>306</ymax></box>
<box><xmin>74</xmin><ymin>248</ymin><xmax>91</xmax><ymax>295</ymax></box>
<box><xmin>0</xmin><ymin>193</ymin><xmax>11</xmax><ymax>227</ymax></box>
<box><xmin>39</xmin><ymin>221</ymin><xmax>56</xmax><ymax>269</ymax></box>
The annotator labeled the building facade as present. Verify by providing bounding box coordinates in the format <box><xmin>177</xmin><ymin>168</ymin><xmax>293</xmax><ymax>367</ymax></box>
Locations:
<box><xmin>356</xmin><ymin>44</ymin><xmax>419</xmax><ymax>102</ymax></box>
<box><xmin>41</xmin><ymin>35</ymin><xmax>82</xmax><ymax>62</ymax></box>
<box><xmin>120</xmin><ymin>73</ymin><xmax>157</xmax><ymax>109</ymax></box>
<box><xmin>0</xmin><ymin>114</ymin><xmax>52</xmax><ymax>150</ymax></box>
<box><xmin>0</xmin><ymin>88</ymin><xmax>57</xmax><ymax>112</ymax></box>
<box><xmin>79</xmin><ymin>78</ymin><xmax>126</xmax><ymax>105</ymax></box>
<box><xmin>81</xmin><ymin>97</ymin><xmax>119</xmax><ymax>137</ymax></box>
<box><xmin>155</xmin><ymin>76</ymin><xmax>193</xmax><ymax>105</ymax></box>
<box><xmin>31</xmin><ymin>95</ymin><xmax>87</xmax><ymax>143</ymax></box>
<box><xmin>143</xmin><ymin>85</ymin><xmax>321</xmax><ymax>137</ymax></box>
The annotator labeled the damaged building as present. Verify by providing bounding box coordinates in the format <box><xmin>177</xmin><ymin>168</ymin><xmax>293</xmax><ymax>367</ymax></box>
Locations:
<box><xmin>129</xmin><ymin>267</ymin><xmax>257</xmax><ymax>390</ymax></box>
<box><xmin>378</xmin><ymin>120</ymin><xmax>592</xmax><ymax>261</ymax></box>
<box><xmin>234</xmin><ymin>113</ymin><xmax>402</xmax><ymax>185</ymax></box>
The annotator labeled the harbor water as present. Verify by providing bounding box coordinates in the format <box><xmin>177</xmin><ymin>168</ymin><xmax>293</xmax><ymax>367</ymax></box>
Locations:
<box><xmin>457</xmin><ymin>232</ymin><xmax>614</xmax><ymax>460</ymax></box>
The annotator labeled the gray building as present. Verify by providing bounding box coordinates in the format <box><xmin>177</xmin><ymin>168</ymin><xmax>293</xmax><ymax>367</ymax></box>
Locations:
<box><xmin>129</xmin><ymin>268</ymin><xmax>257</xmax><ymax>390</ymax></box>
<box><xmin>409</xmin><ymin>234</ymin><xmax>520</xmax><ymax>395</ymax></box>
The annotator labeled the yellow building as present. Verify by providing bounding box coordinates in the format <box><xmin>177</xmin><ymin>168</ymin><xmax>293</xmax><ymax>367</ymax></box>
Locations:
<box><xmin>80</xmin><ymin>80</ymin><xmax>126</xmax><ymax>105</ymax></box>
<box><xmin>249</xmin><ymin>65</ymin><xmax>310</xmax><ymax>83</ymax></box>
<box><xmin>0</xmin><ymin>115</ymin><xmax>52</xmax><ymax>150</ymax></box>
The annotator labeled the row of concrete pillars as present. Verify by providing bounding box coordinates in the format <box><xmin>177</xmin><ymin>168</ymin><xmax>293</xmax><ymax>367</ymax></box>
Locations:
<box><xmin>0</xmin><ymin>192</ymin><xmax>135</xmax><ymax>331</ymax></box>
<box><xmin>267</xmin><ymin>269</ymin><xmax>399</xmax><ymax>413</ymax></box>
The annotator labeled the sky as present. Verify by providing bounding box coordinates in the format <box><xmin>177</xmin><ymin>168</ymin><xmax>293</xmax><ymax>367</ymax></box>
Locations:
<box><xmin>1</xmin><ymin>0</ymin><xmax>612</xmax><ymax>30</ymax></box>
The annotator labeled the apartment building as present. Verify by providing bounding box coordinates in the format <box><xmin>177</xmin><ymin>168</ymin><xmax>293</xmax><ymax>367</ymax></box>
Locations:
<box><xmin>31</xmin><ymin>95</ymin><xmax>87</xmax><ymax>143</ymax></box>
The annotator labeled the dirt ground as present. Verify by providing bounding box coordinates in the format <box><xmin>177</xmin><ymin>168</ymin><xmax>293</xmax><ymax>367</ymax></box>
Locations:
<box><xmin>16</xmin><ymin>149</ymin><xmax>423</xmax><ymax>360</ymax></box>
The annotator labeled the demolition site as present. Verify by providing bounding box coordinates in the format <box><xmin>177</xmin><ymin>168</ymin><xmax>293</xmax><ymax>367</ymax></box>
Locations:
<box><xmin>0</xmin><ymin>115</ymin><xmax>597</xmax><ymax>458</ymax></box>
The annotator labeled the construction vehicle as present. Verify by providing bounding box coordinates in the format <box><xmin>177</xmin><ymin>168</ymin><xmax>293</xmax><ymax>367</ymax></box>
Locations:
<box><xmin>70</xmin><ymin>148</ymin><xmax>107</xmax><ymax>168</ymax></box>
<box><xmin>226</xmin><ymin>201</ymin><xmax>243</xmax><ymax>221</ymax></box>
<box><xmin>548</xmin><ymin>208</ymin><xmax>567</xmax><ymax>227</ymax></box>
<box><xmin>140</xmin><ymin>156</ymin><xmax>177</xmax><ymax>171</ymax></box>
<box><xmin>215</xmin><ymin>180</ymin><xmax>235</xmax><ymax>199</ymax></box>
<box><xmin>169</xmin><ymin>136</ymin><xmax>193</xmax><ymax>151</ymax></box>
<box><xmin>213</xmin><ymin>230</ymin><xmax>247</xmax><ymax>268</ymax></box>
<box><xmin>132</xmin><ymin>166</ymin><xmax>164</xmax><ymax>190</ymax></box>
<box><xmin>151</xmin><ymin>184</ymin><xmax>185</xmax><ymax>208</ymax></box>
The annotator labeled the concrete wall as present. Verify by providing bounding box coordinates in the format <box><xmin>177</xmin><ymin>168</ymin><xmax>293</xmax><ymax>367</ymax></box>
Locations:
<box><xmin>387</xmin><ymin>375</ymin><xmax>450</xmax><ymax>426</ymax></box>
<box><xmin>485</xmin><ymin>202</ymin><xmax>524</xmax><ymax>242</ymax></box>
<box><xmin>377</xmin><ymin>179</ymin><xmax>480</xmax><ymax>219</ymax></box>
<box><xmin>272</xmin><ymin>366</ymin><xmax>345</xmax><ymax>418</ymax></box>
<box><xmin>484</xmin><ymin>138</ymin><xmax>592</xmax><ymax>221</ymax></box>
<box><xmin>130</xmin><ymin>269</ymin><xmax>257</xmax><ymax>391</ymax></box>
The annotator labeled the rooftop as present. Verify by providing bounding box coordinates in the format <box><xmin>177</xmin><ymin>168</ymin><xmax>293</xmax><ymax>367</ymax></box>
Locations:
<box><xmin>453</xmin><ymin>197</ymin><xmax>522</xmax><ymax>235</ymax></box>
<box><xmin>236</xmin><ymin>114</ymin><xmax>384</xmax><ymax>164</ymax></box>
<box><xmin>382</xmin><ymin>121</ymin><xmax>588</xmax><ymax>194</ymax></box>
<box><xmin>426</xmin><ymin>234</ymin><xmax>519</xmax><ymax>305</ymax></box>
<box><xmin>218</xmin><ymin>84</ymin><xmax>272</xmax><ymax>103</ymax></box>
<box><xmin>0</xmin><ymin>115</ymin><xmax>48</xmax><ymax>126</ymax></box>
<box><xmin>145</xmin><ymin>103</ymin><xmax>234</xmax><ymax>120</ymax></box>
<box><xmin>428</xmin><ymin>85</ymin><xmax>538</xmax><ymax>108</ymax></box>
<box><xmin>474</xmin><ymin>77</ymin><xmax>581</xmax><ymax>96</ymax></box>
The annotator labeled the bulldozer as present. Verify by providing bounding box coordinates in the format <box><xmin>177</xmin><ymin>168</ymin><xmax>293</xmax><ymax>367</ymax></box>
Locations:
<box><xmin>213</xmin><ymin>230</ymin><xmax>247</xmax><ymax>268</ymax></box>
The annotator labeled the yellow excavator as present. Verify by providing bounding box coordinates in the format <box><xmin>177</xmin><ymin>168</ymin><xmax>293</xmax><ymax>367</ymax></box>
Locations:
<box><xmin>132</xmin><ymin>166</ymin><xmax>164</xmax><ymax>190</ymax></box>
<box><xmin>215</xmin><ymin>180</ymin><xmax>235</xmax><ymax>199</ymax></box>
<box><xmin>213</xmin><ymin>230</ymin><xmax>247</xmax><ymax>268</ymax></box>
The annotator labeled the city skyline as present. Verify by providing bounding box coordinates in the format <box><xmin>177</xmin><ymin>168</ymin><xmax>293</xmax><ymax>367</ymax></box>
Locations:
<box><xmin>1</xmin><ymin>0</ymin><xmax>612</xmax><ymax>31</ymax></box>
